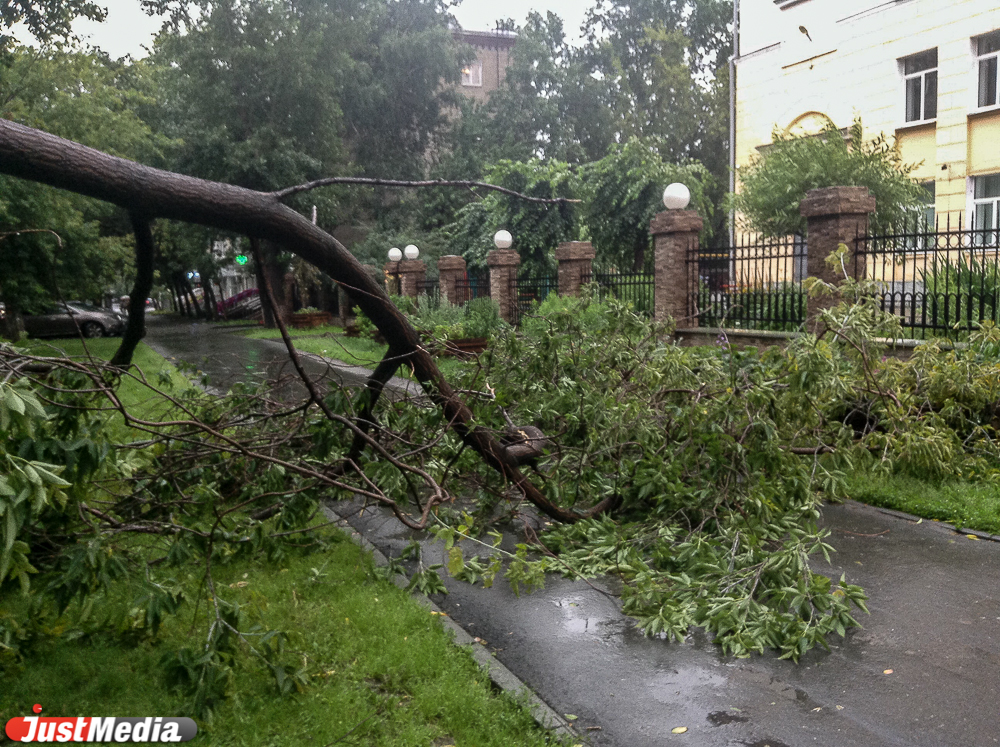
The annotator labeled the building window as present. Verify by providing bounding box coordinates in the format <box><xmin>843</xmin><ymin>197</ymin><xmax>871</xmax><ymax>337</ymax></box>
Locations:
<box><xmin>976</xmin><ymin>31</ymin><xmax>1000</xmax><ymax>108</ymax></box>
<box><xmin>461</xmin><ymin>60</ymin><xmax>483</xmax><ymax>87</ymax></box>
<box><xmin>921</xmin><ymin>181</ymin><xmax>936</xmax><ymax>229</ymax></box>
<box><xmin>901</xmin><ymin>49</ymin><xmax>937</xmax><ymax>123</ymax></box>
<box><xmin>972</xmin><ymin>174</ymin><xmax>1000</xmax><ymax>245</ymax></box>
<box><xmin>905</xmin><ymin>182</ymin><xmax>936</xmax><ymax>249</ymax></box>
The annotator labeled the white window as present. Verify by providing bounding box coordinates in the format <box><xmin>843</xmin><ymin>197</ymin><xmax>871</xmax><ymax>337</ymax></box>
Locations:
<box><xmin>921</xmin><ymin>181</ymin><xmax>936</xmax><ymax>229</ymax></box>
<box><xmin>976</xmin><ymin>30</ymin><xmax>1000</xmax><ymax>108</ymax></box>
<box><xmin>461</xmin><ymin>60</ymin><xmax>483</xmax><ymax>87</ymax></box>
<box><xmin>901</xmin><ymin>49</ymin><xmax>937</xmax><ymax>123</ymax></box>
<box><xmin>973</xmin><ymin>174</ymin><xmax>1000</xmax><ymax>235</ymax></box>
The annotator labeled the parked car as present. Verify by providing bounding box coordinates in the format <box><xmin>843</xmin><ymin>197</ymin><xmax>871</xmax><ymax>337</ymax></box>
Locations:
<box><xmin>23</xmin><ymin>302</ymin><xmax>125</xmax><ymax>339</ymax></box>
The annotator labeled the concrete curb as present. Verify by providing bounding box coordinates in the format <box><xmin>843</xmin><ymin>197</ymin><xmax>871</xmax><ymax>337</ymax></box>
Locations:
<box><xmin>320</xmin><ymin>503</ymin><xmax>577</xmax><ymax>740</ymax></box>
<box><xmin>840</xmin><ymin>498</ymin><xmax>1000</xmax><ymax>543</ymax></box>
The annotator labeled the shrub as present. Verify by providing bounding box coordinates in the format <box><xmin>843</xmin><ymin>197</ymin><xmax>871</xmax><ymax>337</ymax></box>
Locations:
<box><xmin>920</xmin><ymin>253</ymin><xmax>1000</xmax><ymax>333</ymax></box>
<box><xmin>463</xmin><ymin>298</ymin><xmax>507</xmax><ymax>339</ymax></box>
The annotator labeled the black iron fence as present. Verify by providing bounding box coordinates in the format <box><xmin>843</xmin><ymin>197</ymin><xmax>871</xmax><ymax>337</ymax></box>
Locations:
<box><xmin>416</xmin><ymin>279</ymin><xmax>440</xmax><ymax>304</ymax></box>
<box><xmin>689</xmin><ymin>234</ymin><xmax>807</xmax><ymax>331</ymax></box>
<box><xmin>512</xmin><ymin>272</ymin><xmax>558</xmax><ymax>325</ymax></box>
<box><xmin>454</xmin><ymin>272</ymin><xmax>491</xmax><ymax>305</ymax></box>
<box><xmin>854</xmin><ymin>217</ymin><xmax>1000</xmax><ymax>338</ymax></box>
<box><xmin>584</xmin><ymin>265</ymin><xmax>655</xmax><ymax>317</ymax></box>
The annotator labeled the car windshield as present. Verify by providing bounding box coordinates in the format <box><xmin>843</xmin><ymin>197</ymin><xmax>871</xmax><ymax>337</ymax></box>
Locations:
<box><xmin>67</xmin><ymin>302</ymin><xmax>103</xmax><ymax>312</ymax></box>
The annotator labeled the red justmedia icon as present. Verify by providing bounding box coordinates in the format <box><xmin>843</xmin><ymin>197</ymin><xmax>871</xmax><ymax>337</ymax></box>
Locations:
<box><xmin>32</xmin><ymin>705</ymin><xmax>42</xmax><ymax>714</ymax></box>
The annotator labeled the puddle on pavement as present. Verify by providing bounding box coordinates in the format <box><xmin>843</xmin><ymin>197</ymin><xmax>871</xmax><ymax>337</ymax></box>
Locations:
<box><xmin>707</xmin><ymin>710</ymin><xmax>750</xmax><ymax>726</ymax></box>
<box><xmin>648</xmin><ymin>665</ymin><xmax>727</xmax><ymax>702</ymax></box>
<box><xmin>552</xmin><ymin>595</ymin><xmax>633</xmax><ymax>643</ymax></box>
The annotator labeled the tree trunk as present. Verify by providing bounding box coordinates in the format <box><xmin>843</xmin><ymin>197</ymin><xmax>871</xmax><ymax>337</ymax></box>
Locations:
<box><xmin>0</xmin><ymin>118</ymin><xmax>618</xmax><ymax>523</ymax></box>
<box><xmin>173</xmin><ymin>277</ymin><xmax>189</xmax><ymax>317</ymax></box>
<box><xmin>255</xmin><ymin>240</ymin><xmax>289</xmax><ymax>328</ymax></box>
<box><xmin>202</xmin><ymin>279</ymin><xmax>218</xmax><ymax>321</ymax></box>
<box><xmin>183</xmin><ymin>278</ymin><xmax>202</xmax><ymax>318</ymax></box>
<box><xmin>0</xmin><ymin>303</ymin><xmax>25</xmax><ymax>342</ymax></box>
<box><xmin>110</xmin><ymin>214</ymin><xmax>155</xmax><ymax>367</ymax></box>
<box><xmin>168</xmin><ymin>283</ymin><xmax>180</xmax><ymax>315</ymax></box>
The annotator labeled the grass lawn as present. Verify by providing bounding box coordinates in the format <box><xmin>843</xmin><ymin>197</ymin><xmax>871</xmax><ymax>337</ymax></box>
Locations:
<box><xmin>843</xmin><ymin>470</ymin><xmax>1000</xmax><ymax>534</ymax></box>
<box><xmin>19</xmin><ymin>338</ymin><xmax>193</xmax><ymax>424</ymax></box>
<box><xmin>238</xmin><ymin>324</ymin><xmax>469</xmax><ymax>380</ymax></box>
<box><xmin>3</xmin><ymin>337</ymin><xmax>558</xmax><ymax>746</ymax></box>
<box><xmin>0</xmin><ymin>530</ymin><xmax>560</xmax><ymax>747</ymax></box>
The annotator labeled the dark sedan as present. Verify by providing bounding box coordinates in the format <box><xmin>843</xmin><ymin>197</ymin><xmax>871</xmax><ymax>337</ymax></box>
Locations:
<box><xmin>23</xmin><ymin>302</ymin><xmax>125</xmax><ymax>338</ymax></box>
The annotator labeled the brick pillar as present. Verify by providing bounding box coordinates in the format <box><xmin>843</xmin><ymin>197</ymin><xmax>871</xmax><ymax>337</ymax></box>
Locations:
<box><xmin>800</xmin><ymin>186</ymin><xmax>876</xmax><ymax>330</ymax></box>
<box><xmin>383</xmin><ymin>262</ymin><xmax>401</xmax><ymax>296</ymax></box>
<box><xmin>487</xmin><ymin>249</ymin><xmax>520</xmax><ymax>323</ymax></box>
<box><xmin>650</xmin><ymin>210</ymin><xmax>703</xmax><ymax>325</ymax></box>
<box><xmin>438</xmin><ymin>255</ymin><xmax>467</xmax><ymax>305</ymax></box>
<box><xmin>394</xmin><ymin>260</ymin><xmax>426</xmax><ymax>299</ymax></box>
<box><xmin>555</xmin><ymin>242</ymin><xmax>596</xmax><ymax>297</ymax></box>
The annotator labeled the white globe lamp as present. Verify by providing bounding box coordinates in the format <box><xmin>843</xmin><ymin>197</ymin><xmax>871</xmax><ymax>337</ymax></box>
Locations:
<box><xmin>663</xmin><ymin>183</ymin><xmax>691</xmax><ymax>210</ymax></box>
<box><xmin>404</xmin><ymin>244</ymin><xmax>419</xmax><ymax>260</ymax></box>
<box><xmin>493</xmin><ymin>230</ymin><xmax>513</xmax><ymax>250</ymax></box>
<box><xmin>387</xmin><ymin>247</ymin><xmax>402</xmax><ymax>262</ymax></box>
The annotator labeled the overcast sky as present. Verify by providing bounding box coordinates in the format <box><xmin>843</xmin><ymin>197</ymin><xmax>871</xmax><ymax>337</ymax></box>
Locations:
<box><xmin>63</xmin><ymin>0</ymin><xmax>592</xmax><ymax>59</ymax></box>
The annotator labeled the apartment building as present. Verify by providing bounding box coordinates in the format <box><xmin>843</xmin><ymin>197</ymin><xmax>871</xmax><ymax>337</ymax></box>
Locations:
<box><xmin>735</xmin><ymin>0</ymin><xmax>1000</xmax><ymax>228</ymax></box>
<box><xmin>452</xmin><ymin>29</ymin><xmax>516</xmax><ymax>104</ymax></box>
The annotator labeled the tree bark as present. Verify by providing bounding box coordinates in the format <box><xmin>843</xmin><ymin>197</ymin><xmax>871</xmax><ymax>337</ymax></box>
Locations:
<box><xmin>173</xmin><ymin>276</ymin><xmax>189</xmax><ymax>317</ymax></box>
<box><xmin>254</xmin><ymin>240</ymin><xmax>289</xmax><ymax>328</ymax></box>
<box><xmin>0</xmin><ymin>119</ymin><xmax>618</xmax><ymax>523</ymax></box>
<box><xmin>183</xmin><ymin>277</ymin><xmax>202</xmax><ymax>318</ymax></box>
<box><xmin>110</xmin><ymin>213</ymin><xmax>155</xmax><ymax>366</ymax></box>
<box><xmin>202</xmin><ymin>279</ymin><xmax>218</xmax><ymax>320</ymax></box>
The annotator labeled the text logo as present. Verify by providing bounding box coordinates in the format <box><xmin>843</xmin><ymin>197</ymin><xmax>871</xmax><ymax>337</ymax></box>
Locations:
<box><xmin>5</xmin><ymin>717</ymin><xmax>198</xmax><ymax>743</ymax></box>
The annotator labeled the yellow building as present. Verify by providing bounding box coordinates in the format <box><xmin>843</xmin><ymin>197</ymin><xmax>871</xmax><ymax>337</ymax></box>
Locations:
<box><xmin>735</xmin><ymin>0</ymin><xmax>1000</xmax><ymax>229</ymax></box>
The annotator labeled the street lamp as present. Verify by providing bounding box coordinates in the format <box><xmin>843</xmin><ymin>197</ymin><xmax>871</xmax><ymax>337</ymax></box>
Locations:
<box><xmin>663</xmin><ymin>183</ymin><xmax>691</xmax><ymax>210</ymax></box>
<box><xmin>494</xmin><ymin>230</ymin><xmax>513</xmax><ymax>249</ymax></box>
<box><xmin>404</xmin><ymin>244</ymin><xmax>419</xmax><ymax>260</ymax></box>
<box><xmin>387</xmin><ymin>247</ymin><xmax>402</xmax><ymax>295</ymax></box>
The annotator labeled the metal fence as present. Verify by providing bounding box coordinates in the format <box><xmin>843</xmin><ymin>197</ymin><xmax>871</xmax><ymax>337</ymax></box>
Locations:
<box><xmin>453</xmin><ymin>272</ymin><xmax>491</xmax><ymax>305</ymax></box>
<box><xmin>689</xmin><ymin>234</ymin><xmax>807</xmax><ymax>331</ymax></box>
<box><xmin>416</xmin><ymin>279</ymin><xmax>440</xmax><ymax>305</ymax></box>
<box><xmin>511</xmin><ymin>272</ymin><xmax>558</xmax><ymax>325</ymax></box>
<box><xmin>584</xmin><ymin>266</ymin><xmax>655</xmax><ymax>317</ymax></box>
<box><xmin>854</xmin><ymin>216</ymin><xmax>1000</xmax><ymax>338</ymax></box>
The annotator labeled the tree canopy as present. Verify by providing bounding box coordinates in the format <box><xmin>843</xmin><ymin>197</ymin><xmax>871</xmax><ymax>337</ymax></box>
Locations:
<box><xmin>735</xmin><ymin>119</ymin><xmax>928</xmax><ymax>237</ymax></box>
<box><xmin>0</xmin><ymin>47</ymin><xmax>169</xmax><ymax>316</ymax></box>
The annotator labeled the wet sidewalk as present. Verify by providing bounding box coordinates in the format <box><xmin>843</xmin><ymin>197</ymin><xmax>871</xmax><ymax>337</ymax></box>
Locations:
<box><xmin>143</xmin><ymin>316</ymin><xmax>418</xmax><ymax>397</ymax></box>
<box><xmin>332</xmin><ymin>497</ymin><xmax>1000</xmax><ymax>747</ymax></box>
<box><xmin>148</xmin><ymin>318</ymin><xmax>1000</xmax><ymax>747</ymax></box>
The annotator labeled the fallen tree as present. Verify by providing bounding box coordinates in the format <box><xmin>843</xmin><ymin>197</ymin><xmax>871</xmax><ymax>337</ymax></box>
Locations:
<box><xmin>0</xmin><ymin>118</ymin><xmax>616</xmax><ymax>523</ymax></box>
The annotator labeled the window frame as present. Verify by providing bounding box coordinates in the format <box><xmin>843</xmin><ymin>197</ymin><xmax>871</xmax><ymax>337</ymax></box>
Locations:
<box><xmin>899</xmin><ymin>48</ymin><xmax>938</xmax><ymax>125</ymax></box>
<box><xmin>904</xmin><ymin>181</ymin><xmax>937</xmax><ymax>251</ymax></box>
<box><xmin>461</xmin><ymin>60</ymin><xmax>483</xmax><ymax>88</ymax></box>
<box><xmin>974</xmin><ymin>31</ymin><xmax>1000</xmax><ymax>111</ymax></box>
<box><xmin>970</xmin><ymin>174</ymin><xmax>1000</xmax><ymax>246</ymax></box>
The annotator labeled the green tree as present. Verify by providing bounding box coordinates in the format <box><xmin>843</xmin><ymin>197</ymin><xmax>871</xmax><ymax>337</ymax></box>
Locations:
<box><xmin>444</xmin><ymin>159</ymin><xmax>579</xmax><ymax>275</ymax></box>
<box><xmin>0</xmin><ymin>47</ymin><xmax>171</xmax><ymax>335</ymax></box>
<box><xmin>151</xmin><ymin>0</ymin><xmax>466</xmax><ymax>321</ymax></box>
<box><xmin>1</xmin><ymin>0</ymin><xmax>105</xmax><ymax>49</ymax></box>
<box><xmin>735</xmin><ymin>119</ymin><xmax>928</xmax><ymax>237</ymax></box>
<box><xmin>581</xmin><ymin>138</ymin><xmax>715</xmax><ymax>271</ymax></box>
<box><xmin>580</xmin><ymin>0</ymin><xmax>731</xmax><ymax>172</ymax></box>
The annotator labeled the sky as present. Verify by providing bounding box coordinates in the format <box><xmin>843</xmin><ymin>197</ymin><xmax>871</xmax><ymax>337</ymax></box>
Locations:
<box><xmin>62</xmin><ymin>0</ymin><xmax>592</xmax><ymax>59</ymax></box>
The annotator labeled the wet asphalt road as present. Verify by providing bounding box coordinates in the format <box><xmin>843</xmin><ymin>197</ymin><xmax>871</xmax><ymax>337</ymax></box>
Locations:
<box><xmin>143</xmin><ymin>316</ymin><xmax>418</xmax><ymax>397</ymax></box>
<box><xmin>148</xmin><ymin>318</ymin><xmax>1000</xmax><ymax>747</ymax></box>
